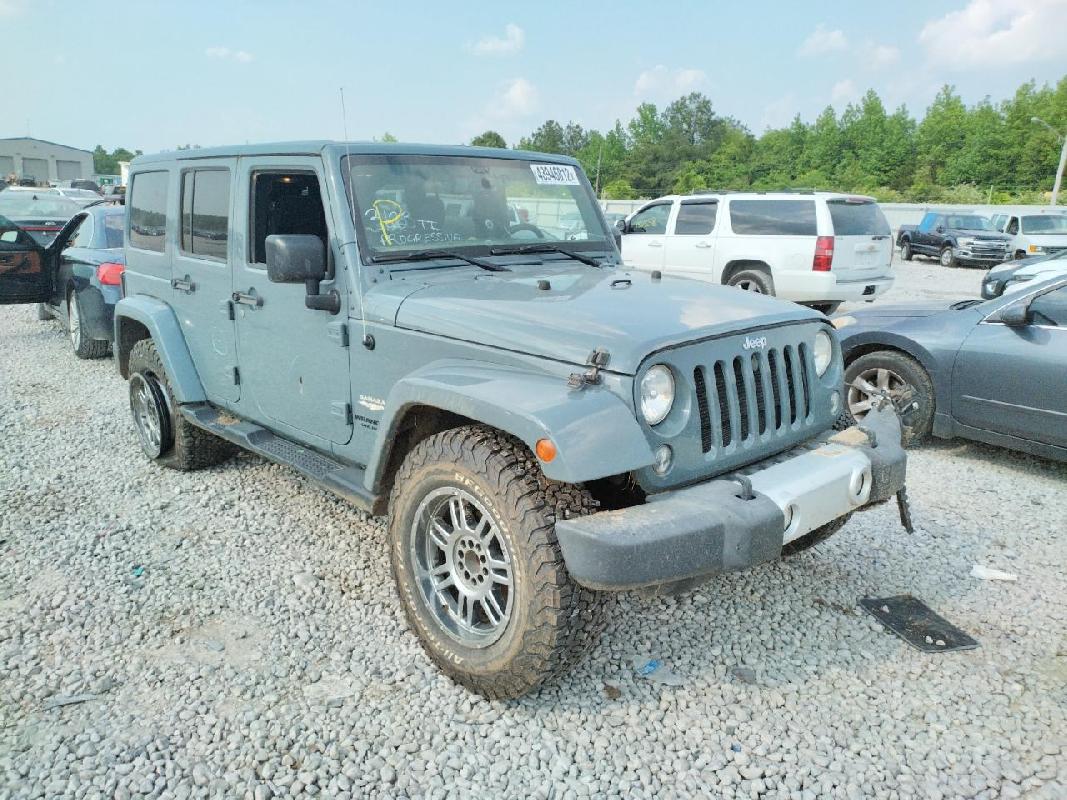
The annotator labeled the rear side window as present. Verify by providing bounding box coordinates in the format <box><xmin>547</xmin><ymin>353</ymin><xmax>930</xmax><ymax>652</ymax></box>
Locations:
<box><xmin>729</xmin><ymin>200</ymin><xmax>816</xmax><ymax>236</ymax></box>
<box><xmin>827</xmin><ymin>200</ymin><xmax>890</xmax><ymax>236</ymax></box>
<box><xmin>674</xmin><ymin>202</ymin><xmax>717</xmax><ymax>235</ymax></box>
<box><xmin>128</xmin><ymin>171</ymin><xmax>170</xmax><ymax>252</ymax></box>
<box><xmin>180</xmin><ymin>169</ymin><xmax>231</xmax><ymax>260</ymax></box>
<box><xmin>103</xmin><ymin>213</ymin><xmax>125</xmax><ymax>248</ymax></box>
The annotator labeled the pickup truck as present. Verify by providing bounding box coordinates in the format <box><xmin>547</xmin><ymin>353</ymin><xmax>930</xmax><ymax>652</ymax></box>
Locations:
<box><xmin>897</xmin><ymin>211</ymin><xmax>1011</xmax><ymax>268</ymax></box>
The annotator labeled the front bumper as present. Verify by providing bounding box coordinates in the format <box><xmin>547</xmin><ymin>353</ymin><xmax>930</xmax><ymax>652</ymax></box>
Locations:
<box><xmin>956</xmin><ymin>251</ymin><xmax>1008</xmax><ymax>266</ymax></box>
<box><xmin>556</xmin><ymin>407</ymin><xmax>906</xmax><ymax>591</ymax></box>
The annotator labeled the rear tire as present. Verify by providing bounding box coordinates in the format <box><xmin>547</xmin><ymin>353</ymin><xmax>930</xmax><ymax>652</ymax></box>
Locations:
<box><xmin>899</xmin><ymin>241</ymin><xmax>913</xmax><ymax>261</ymax></box>
<box><xmin>842</xmin><ymin>350</ymin><xmax>935</xmax><ymax>447</ymax></box>
<box><xmin>727</xmin><ymin>268</ymin><xmax>774</xmax><ymax>296</ymax></box>
<box><xmin>68</xmin><ymin>291</ymin><xmax>109</xmax><ymax>360</ymax></box>
<box><xmin>388</xmin><ymin>425</ymin><xmax>606</xmax><ymax>699</ymax></box>
<box><xmin>127</xmin><ymin>339</ymin><xmax>237</xmax><ymax>470</ymax></box>
<box><xmin>810</xmin><ymin>302</ymin><xmax>842</xmax><ymax>315</ymax></box>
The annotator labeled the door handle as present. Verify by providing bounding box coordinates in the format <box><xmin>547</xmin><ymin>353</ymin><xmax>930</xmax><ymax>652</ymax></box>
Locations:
<box><xmin>171</xmin><ymin>275</ymin><xmax>196</xmax><ymax>293</ymax></box>
<box><xmin>647</xmin><ymin>241</ymin><xmax>663</xmax><ymax>248</ymax></box>
<box><xmin>694</xmin><ymin>241</ymin><xmax>712</xmax><ymax>249</ymax></box>
<box><xmin>232</xmin><ymin>288</ymin><xmax>263</xmax><ymax>308</ymax></box>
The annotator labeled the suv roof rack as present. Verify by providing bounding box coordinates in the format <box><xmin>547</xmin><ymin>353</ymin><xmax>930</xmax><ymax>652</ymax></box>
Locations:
<box><xmin>687</xmin><ymin>188</ymin><xmax>822</xmax><ymax>196</ymax></box>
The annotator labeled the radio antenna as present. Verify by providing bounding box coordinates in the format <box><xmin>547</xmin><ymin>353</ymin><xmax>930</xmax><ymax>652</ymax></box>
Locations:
<box><xmin>340</xmin><ymin>87</ymin><xmax>372</xmax><ymax>350</ymax></box>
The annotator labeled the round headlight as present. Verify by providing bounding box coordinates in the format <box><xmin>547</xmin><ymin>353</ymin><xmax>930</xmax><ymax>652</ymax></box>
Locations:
<box><xmin>640</xmin><ymin>365</ymin><xmax>675</xmax><ymax>426</ymax></box>
<box><xmin>813</xmin><ymin>330</ymin><xmax>833</xmax><ymax>376</ymax></box>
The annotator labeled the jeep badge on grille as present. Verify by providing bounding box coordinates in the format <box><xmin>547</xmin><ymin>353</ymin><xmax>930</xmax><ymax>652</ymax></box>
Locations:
<box><xmin>743</xmin><ymin>335</ymin><xmax>768</xmax><ymax>350</ymax></box>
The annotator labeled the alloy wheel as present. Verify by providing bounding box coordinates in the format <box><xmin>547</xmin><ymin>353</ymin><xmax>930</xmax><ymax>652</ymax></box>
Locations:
<box><xmin>68</xmin><ymin>296</ymin><xmax>81</xmax><ymax>350</ymax></box>
<box><xmin>129</xmin><ymin>373</ymin><xmax>167</xmax><ymax>458</ymax></box>
<box><xmin>410</xmin><ymin>487</ymin><xmax>513</xmax><ymax>648</ymax></box>
<box><xmin>847</xmin><ymin>367</ymin><xmax>914</xmax><ymax>420</ymax></box>
<box><xmin>735</xmin><ymin>279</ymin><xmax>763</xmax><ymax>293</ymax></box>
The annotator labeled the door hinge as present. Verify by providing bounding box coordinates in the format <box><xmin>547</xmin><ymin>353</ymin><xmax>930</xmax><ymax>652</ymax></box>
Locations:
<box><xmin>233</xmin><ymin>367</ymin><xmax>241</xmax><ymax>386</ymax></box>
<box><xmin>327</xmin><ymin>321</ymin><xmax>349</xmax><ymax>347</ymax></box>
<box><xmin>568</xmin><ymin>347</ymin><xmax>610</xmax><ymax>390</ymax></box>
<box><xmin>331</xmin><ymin>402</ymin><xmax>353</xmax><ymax>425</ymax></box>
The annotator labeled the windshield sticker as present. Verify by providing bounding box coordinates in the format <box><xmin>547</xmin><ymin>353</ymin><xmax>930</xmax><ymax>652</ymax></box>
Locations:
<box><xmin>365</xmin><ymin>200</ymin><xmax>463</xmax><ymax>247</ymax></box>
<box><xmin>530</xmin><ymin>164</ymin><xmax>579</xmax><ymax>186</ymax></box>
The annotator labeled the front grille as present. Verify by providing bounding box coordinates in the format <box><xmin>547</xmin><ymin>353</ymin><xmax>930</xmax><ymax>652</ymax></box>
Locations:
<box><xmin>969</xmin><ymin>239</ymin><xmax>1008</xmax><ymax>256</ymax></box>
<box><xmin>695</xmin><ymin>344</ymin><xmax>814</xmax><ymax>453</ymax></box>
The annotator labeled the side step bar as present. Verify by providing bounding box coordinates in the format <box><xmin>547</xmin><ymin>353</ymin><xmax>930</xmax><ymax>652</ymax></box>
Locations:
<box><xmin>180</xmin><ymin>404</ymin><xmax>378</xmax><ymax>514</ymax></box>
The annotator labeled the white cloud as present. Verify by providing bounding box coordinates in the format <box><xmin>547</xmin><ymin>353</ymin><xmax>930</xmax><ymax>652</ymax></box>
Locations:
<box><xmin>831</xmin><ymin>79</ymin><xmax>859</xmax><ymax>104</ymax></box>
<box><xmin>760</xmin><ymin>94</ymin><xmax>799</xmax><ymax>131</ymax></box>
<box><xmin>468</xmin><ymin>23</ymin><xmax>525</xmax><ymax>55</ymax></box>
<box><xmin>869</xmin><ymin>43</ymin><xmax>901</xmax><ymax>68</ymax></box>
<box><xmin>919</xmin><ymin>0</ymin><xmax>1067</xmax><ymax>68</ymax></box>
<box><xmin>206</xmin><ymin>46</ymin><xmax>254</xmax><ymax>64</ymax></box>
<box><xmin>498</xmin><ymin>78</ymin><xmax>539</xmax><ymax>117</ymax></box>
<box><xmin>633</xmin><ymin>65</ymin><xmax>707</xmax><ymax>99</ymax></box>
<box><xmin>798</xmin><ymin>24</ymin><xmax>848</xmax><ymax>57</ymax></box>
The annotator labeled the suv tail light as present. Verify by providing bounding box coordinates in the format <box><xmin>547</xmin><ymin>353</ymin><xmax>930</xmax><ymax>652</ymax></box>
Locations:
<box><xmin>813</xmin><ymin>236</ymin><xmax>834</xmax><ymax>272</ymax></box>
<box><xmin>96</xmin><ymin>262</ymin><xmax>125</xmax><ymax>286</ymax></box>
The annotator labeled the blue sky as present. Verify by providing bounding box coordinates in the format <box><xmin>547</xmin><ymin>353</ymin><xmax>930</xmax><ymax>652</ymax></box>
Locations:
<box><xmin>3</xmin><ymin>0</ymin><xmax>1065</xmax><ymax>154</ymax></box>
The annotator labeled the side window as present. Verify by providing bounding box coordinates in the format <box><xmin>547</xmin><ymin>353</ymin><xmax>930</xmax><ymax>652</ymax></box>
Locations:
<box><xmin>674</xmin><ymin>202</ymin><xmax>717</xmax><ymax>235</ymax></box>
<box><xmin>729</xmin><ymin>200</ymin><xmax>817</xmax><ymax>236</ymax></box>
<box><xmin>103</xmin><ymin>213</ymin><xmax>125</xmax><ymax>248</ymax></box>
<box><xmin>250</xmin><ymin>172</ymin><xmax>328</xmax><ymax>264</ymax></box>
<box><xmin>180</xmin><ymin>169</ymin><xmax>231</xmax><ymax>260</ymax></box>
<box><xmin>65</xmin><ymin>215</ymin><xmax>91</xmax><ymax>248</ymax></box>
<box><xmin>128</xmin><ymin>171</ymin><xmax>170</xmax><ymax>252</ymax></box>
<box><xmin>628</xmin><ymin>204</ymin><xmax>670</xmax><ymax>235</ymax></box>
<box><xmin>1029</xmin><ymin>286</ymin><xmax>1067</xmax><ymax>327</ymax></box>
<box><xmin>1007</xmin><ymin>217</ymin><xmax>1019</xmax><ymax>235</ymax></box>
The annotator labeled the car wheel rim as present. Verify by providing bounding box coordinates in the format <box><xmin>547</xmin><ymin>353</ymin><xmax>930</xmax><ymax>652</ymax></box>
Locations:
<box><xmin>129</xmin><ymin>373</ymin><xmax>166</xmax><ymax>457</ymax></box>
<box><xmin>410</xmin><ymin>487</ymin><xmax>513</xmax><ymax>648</ymax></box>
<box><xmin>735</xmin><ymin>279</ymin><xmax>763</xmax><ymax>293</ymax></box>
<box><xmin>941</xmin><ymin>249</ymin><xmax>952</xmax><ymax>266</ymax></box>
<box><xmin>68</xmin><ymin>297</ymin><xmax>81</xmax><ymax>349</ymax></box>
<box><xmin>847</xmin><ymin>367</ymin><xmax>915</xmax><ymax>421</ymax></box>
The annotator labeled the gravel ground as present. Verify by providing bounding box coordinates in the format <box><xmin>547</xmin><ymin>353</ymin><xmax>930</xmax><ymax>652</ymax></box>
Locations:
<box><xmin>2</xmin><ymin>259</ymin><xmax>1066</xmax><ymax>800</ymax></box>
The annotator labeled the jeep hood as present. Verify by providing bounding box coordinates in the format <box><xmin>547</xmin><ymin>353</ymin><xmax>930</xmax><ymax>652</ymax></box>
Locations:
<box><xmin>393</xmin><ymin>268</ymin><xmax>821</xmax><ymax>374</ymax></box>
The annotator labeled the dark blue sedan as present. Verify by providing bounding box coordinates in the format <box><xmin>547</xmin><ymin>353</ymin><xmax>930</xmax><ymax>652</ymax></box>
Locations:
<box><xmin>37</xmin><ymin>204</ymin><xmax>126</xmax><ymax>359</ymax></box>
<box><xmin>833</xmin><ymin>275</ymin><xmax>1067</xmax><ymax>462</ymax></box>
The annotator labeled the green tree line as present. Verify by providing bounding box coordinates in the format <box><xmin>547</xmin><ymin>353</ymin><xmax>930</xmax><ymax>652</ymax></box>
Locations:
<box><xmin>471</xmin><ymin>77</ymin><xmax>1067</xmax><ymax>204</ymax></box>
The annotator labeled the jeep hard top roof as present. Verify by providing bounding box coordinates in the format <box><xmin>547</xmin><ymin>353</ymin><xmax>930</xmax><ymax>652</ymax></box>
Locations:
<box><xmin>130</xmin><ymin>141</ymin><xmax>580</xmax><ymax>167</ymax></box>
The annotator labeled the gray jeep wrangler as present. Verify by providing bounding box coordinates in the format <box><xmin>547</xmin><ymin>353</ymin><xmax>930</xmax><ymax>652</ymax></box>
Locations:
<box><xmin>99</xmin><ymin>142</ymin><xmax>905</xmax><ymax>698</ymax></box>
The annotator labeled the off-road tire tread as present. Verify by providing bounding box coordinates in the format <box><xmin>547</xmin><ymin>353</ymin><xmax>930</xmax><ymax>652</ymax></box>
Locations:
<box><xmin>128</xmin><ymin>339</ymin><xmax>237</xmax><ymax>471</ymax></box>
<box><xmin>388</xmin><ymin>425</ymin><xmax>609</xmax><ymax>699</ymax></box>
<box><xmin>781</xmin><ymin>514</ymin><xmax>851</xmax><ymax>556</ymax></box>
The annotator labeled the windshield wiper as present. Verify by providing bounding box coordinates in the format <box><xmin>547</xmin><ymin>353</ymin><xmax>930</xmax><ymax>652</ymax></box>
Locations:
<box><xmin>371</xmin><ymin>250</ymin><xmax>509</xmax><ymax>272</ymax></box>
<box><xmin>489</xmin><ymin>243</ymin><xmax>607</xmax><ymax>268</ymax></box>
<box><xmin>951</xmin><ymin>299</ymin><xmax>984</xmax><ymax>310</ymax></box>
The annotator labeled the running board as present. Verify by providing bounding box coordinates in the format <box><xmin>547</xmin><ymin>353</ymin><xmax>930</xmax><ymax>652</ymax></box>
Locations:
<box><xmin>180</xmin><ymin>404</ymin><xmax>377</xmax><ymax>513</ymax></box>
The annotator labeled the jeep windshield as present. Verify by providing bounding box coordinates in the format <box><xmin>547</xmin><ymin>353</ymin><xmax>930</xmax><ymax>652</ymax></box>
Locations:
<box><xmin>346</xmin><ymin>154</ymin><xmax>611</xmax><ymax>265</ymax></box>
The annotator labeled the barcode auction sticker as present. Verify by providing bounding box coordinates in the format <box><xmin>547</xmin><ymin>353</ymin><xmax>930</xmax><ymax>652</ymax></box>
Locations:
<box><xmin>530</xmin><ymin>163</ymin><xmax>580</xmax><ymax>185</ymax></box>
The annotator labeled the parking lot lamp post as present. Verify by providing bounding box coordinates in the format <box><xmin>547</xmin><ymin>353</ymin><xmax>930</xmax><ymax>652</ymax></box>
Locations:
<box><xmin>1032</xmin><ymin>116</ymin><xmax>1067</xmax><ymax>206</ymax></box>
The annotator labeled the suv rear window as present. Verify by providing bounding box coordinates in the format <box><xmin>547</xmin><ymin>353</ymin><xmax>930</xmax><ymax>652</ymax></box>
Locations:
<box><xmin>826</xmin><ymin>200</ymin><xmax>890</xmax><ymax>236</ymax></box>
<box><xmin>129</xmin><ymin>171</ymin><xmax>170</xmax><ymax>252</ymax></box>
<box><xmin>729</xmin><ymin>200</ymin><xmax>816</xmax><ymax>236</ymax></box>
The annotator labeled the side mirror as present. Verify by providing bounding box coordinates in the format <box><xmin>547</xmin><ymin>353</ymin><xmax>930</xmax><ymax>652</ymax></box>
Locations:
<box><xmin>614</xmin><ymin>218</ymin><xmax>628</xmax><ymax>235</ymax></box>
<box><xmin>935</xmin><ymin>225</ymin><xmax>945</xmax><ymax>234</ymax></box>
<box><xmin>997</xmin><ymin>301</ymin><xmax>1031</xmax><ymax>327</ymax></box>
<box><xmin>264</xmin><ymin>234</ymin><xmax>339</xmax><ymax>314</ymax></box>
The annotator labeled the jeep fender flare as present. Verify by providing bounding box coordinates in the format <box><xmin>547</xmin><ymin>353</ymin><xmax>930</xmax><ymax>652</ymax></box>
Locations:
<box><xmin>113</xmin><ymin>296</ymin><xmax>206</xmax><ymax>404</ymax></box>
<box><xmin>367</xmin><ymin>360</ymin><xmax>656</xmax><ymax>490</ymax></box>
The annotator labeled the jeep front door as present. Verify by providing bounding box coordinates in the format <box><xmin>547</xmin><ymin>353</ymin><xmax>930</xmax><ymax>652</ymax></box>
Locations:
<box><xmin>952</xmin><ymin>284</ymin><xmax>1067</xmax><ymax>447</ymax></box>
<box><xmin>232</xmin><ymin>158</ymin><xmax>353</xmax><ymax>446</ymax></box>
<box><xmin>0</xmin><ymin>216</ymin><xmax>55</xmax><ymax>305</ymax></box>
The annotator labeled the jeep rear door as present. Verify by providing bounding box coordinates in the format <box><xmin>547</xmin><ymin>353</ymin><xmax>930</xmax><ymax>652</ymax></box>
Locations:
<box><xmin>232</xmin><ymin>157</ymin><xmax>353</xmax><ymax>446</ymax></box>
<box><xmin>662</xmin><ymin>199</ymin><xmax>718</xmax><ymax>279</ymax></box>
<box><xmin>0</xmin><ymin>215</ymin><xmax>56</xmax><ymax>304</ymax></box>
<box><xmin>824</xmin><ymin>198</ymin><xmax>892</xmax><ymax>281</ymax></box>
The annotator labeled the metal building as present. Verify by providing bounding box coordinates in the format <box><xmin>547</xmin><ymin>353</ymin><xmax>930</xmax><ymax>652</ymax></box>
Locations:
<box><xmin>0</xmin><ymin>137</ymin><xmax>94</xmax><ymax>184</ymax></box>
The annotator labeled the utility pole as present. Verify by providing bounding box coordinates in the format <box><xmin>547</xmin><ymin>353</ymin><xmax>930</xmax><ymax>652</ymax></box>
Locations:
<box><xmin>1032</xmin><ymin>117</ymin><xmax>1067</xmax><ymax>206</ymax></box>
<box><xmin>595</xmin><ymin>142</ymin><xmax>603</xmax><ymax>198</ymax></box>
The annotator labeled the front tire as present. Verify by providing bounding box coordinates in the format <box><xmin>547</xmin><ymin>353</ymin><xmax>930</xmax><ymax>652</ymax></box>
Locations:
<box><xmin>127</xmin><ymin>339</ymin><xmax>237</xmax><ymax>470</ymax></box>
<box><xmin>843</xmin><ymin>351</ymin><xmax>935</xmax><ymax>447</ymax></box>
<box><xmin>939</xmin><ymin>246</ymin><xmax>957</xmax><ymax>268</ymax></box>
<box><xmin>388</xmin><ymin>426</ymin><xmax>605</xmax><ymax>699</ymax></box>
<box><xmin>727</xmin><ymin>268</ymin><xmax>774</xmax><ymax>296</ymax></box>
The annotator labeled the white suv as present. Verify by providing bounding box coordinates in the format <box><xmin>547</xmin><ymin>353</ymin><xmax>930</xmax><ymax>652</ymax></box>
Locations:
<box><xmin>619</xmin><ymin>191</ymin><xmax>894</xmax><ymax>313</ymax></box>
